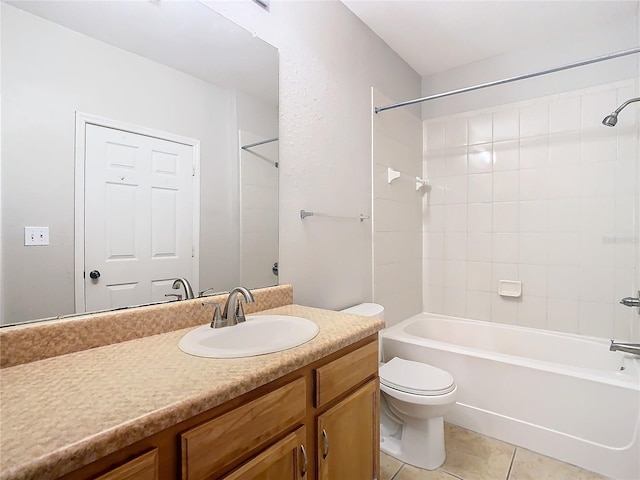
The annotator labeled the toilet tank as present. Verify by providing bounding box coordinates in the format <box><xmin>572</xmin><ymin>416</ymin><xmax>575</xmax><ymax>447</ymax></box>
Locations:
<box><xmin>340</xmin><ymin>303</ymin><xmax>385</xmax><ymax>320</ymax></box>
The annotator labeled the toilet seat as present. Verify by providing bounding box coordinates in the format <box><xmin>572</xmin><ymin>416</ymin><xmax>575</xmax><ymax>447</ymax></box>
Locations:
<box><xmin>379</xmin><ymin>357</ymin><xmax>455</xmax><ymax>396</ymax></box>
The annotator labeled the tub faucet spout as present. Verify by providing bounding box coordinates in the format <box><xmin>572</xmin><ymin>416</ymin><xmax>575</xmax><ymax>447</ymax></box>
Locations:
<box><xmin>609</xmin><ymin>340</ymin><xmax>640</xmax><ymax>356</ymax></box>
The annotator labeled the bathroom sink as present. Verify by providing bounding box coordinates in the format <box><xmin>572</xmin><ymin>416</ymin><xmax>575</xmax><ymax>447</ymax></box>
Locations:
<box><xmin>178</xmin><ymin>315</ymin><xmax>320</xmax><ymax>358</ymax></box>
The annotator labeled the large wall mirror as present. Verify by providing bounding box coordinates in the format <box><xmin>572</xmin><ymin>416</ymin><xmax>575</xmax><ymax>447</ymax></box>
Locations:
<box><xmin>1</xmin><ymin>0</ymin><xmax>279</xmax><ymax>326</ymax></box>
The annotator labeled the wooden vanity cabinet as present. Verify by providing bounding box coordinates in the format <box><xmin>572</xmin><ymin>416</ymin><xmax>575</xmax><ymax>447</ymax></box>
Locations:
<box><xmin>313</xmin><ymin>341</ymin><xmax>379</xmax><ymax>480</ymax></box>
<box><xmin>57</xmin><ymin>336</ymin><xmax>379</xmax><ymax>480</ymax></box>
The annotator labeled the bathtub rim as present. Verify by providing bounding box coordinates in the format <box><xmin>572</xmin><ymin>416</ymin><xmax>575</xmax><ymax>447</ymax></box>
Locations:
<box><xmin>381</xmin><ymin>312</ymin><xmax>640</xmax><ymax>390</ymax></box>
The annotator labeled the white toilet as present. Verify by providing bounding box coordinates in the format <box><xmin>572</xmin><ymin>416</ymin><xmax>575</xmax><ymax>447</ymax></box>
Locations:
<box><xmin>341</xmin><ymin>303</ymin><xmax>457</xmax><ymax>470</ymax></box>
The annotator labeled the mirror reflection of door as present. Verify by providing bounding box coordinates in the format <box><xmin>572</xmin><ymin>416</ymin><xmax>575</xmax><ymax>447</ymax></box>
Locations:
<box><xmin>83</xmin><ymin>122</ymin><xmax>199</xmax><ymax>311</ymax></box>
<box><xmin>239</xmin><ymin>131</ymin><xmax>279</xmax><ymax>289</ymax></box>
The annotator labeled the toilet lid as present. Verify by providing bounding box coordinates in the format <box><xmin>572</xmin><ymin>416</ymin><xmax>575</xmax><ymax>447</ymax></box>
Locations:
<box><xmin>379</xmin><ymin>357</ymin><xmax>455</xmax><ymax>396</ymax></box>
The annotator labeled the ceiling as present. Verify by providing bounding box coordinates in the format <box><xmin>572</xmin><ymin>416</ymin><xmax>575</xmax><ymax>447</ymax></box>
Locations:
<box><xmin>7</xmin><ymin>0</ymin><xmax>279</xmax><ymax>105</ymax></box>
<box><xmin>342</xmin><ymin>1</ymin><xmax>639</xmax><ymax>77</ymax></box>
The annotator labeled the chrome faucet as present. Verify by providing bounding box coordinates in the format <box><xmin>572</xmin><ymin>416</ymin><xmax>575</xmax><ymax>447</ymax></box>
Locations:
<box><xmin>223</xmin><ymin>287</ymin><xmax>255</xmax><ymax>326</ymax></box>
<box><xmin>172</xmin><ymin>278</ymin><xmax>195</xmax><ymax>300</ymax></box>
<box><xmin>610</xmin><ymin>340</ymin><xmax>640</xmax><ymax>356</ymax></box>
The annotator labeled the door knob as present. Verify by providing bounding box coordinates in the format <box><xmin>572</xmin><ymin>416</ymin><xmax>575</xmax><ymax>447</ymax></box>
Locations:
<box><xmin>89</xmin><ymin>270</ymin><xmax>101</xmax><ymax>280</ymax></box>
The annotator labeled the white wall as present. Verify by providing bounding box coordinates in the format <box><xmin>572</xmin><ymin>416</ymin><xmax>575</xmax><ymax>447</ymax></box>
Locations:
<box><xmin>421</xmin><ymin>16</ymin><xmax>639</xmax><ymax>120</ymax></box>
<box><xmin>1</xmin><ymin>4</ymin><xmax>239</xmax><ymax>322</ymax></box>
<box><xmin>372</xmin><ymin>89</ymin><xmax>422</xmax><ymax>326</ymax></box>
<box><xmin>204</xmin><ymin>1</ymin><xmax>421</xmax><ymax>310</ymax></box>
<box><xmin>236</xmin><ymin>92</ymin><xmax>279</xmax><ymax>142</ymax></box>
<box><xmin>0</xmin><ymin>2</ymin><xmax>3</xmax><ymax>320</ymax></box>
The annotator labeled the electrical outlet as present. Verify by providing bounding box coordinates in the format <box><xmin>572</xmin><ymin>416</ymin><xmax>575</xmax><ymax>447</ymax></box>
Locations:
<box><xmin>24</xmin><ymin>226</ymin><xmax>50</xmax><ymax>246</ymax></box>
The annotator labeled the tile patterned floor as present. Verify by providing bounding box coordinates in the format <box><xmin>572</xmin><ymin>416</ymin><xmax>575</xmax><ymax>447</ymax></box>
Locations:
<box><xmin>381</xmin><ymin>424</ymin><xmax>611</xmax><ymax>480</ymax></box>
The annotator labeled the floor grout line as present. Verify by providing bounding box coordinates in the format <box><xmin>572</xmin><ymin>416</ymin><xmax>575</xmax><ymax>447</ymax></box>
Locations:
<box><xmin>389</xmin><ymin>463</ymin><xmax>404</xmax><ymax>480</ymax></box>
<box><xmin>442</xmin><ymin>470</ymin><xmax>466</xmax><ymax>480</ymax></box>
<box><xmin>505</xmin><ymin>446</ymin><xmax>518</xmax><ymax>480</ymax></box>
<box><xmin>438</xmin><ymin>462</ymin><xmax>467</xmax><ymax>480</ymax></box>
<box><xmin>389</xmin><ymin>460</ymin><xmax>467</xmax><ymax>480</ymax></box>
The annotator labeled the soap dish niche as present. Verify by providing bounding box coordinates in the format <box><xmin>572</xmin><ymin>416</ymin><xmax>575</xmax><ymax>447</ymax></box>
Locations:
<box><xmin>498</xmin><ymin>280</ymin><xmax>522</xmax><ymax>298</ymax></box>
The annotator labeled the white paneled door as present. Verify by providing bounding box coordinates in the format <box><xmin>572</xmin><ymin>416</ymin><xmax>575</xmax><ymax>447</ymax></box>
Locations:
<box><xmin>84</xmin><ymin>124</ymin><xmax>197</xmax><ymax>312</ymax></box>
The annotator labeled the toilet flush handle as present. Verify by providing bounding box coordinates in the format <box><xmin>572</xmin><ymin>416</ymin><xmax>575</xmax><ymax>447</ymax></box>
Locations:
<box><xmin>321</xmin><ymin>429</ymin><xmax>330</xmax><ymax>458</ymax></box>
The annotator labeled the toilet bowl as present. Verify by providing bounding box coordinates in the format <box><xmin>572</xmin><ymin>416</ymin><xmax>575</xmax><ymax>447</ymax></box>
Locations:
<box><xmin>340</xmin><ymin>303</ymin><xmax>457</xmax><ymax>471</ymax></box>
<box><xmin>379</xmin><ymin>357</ymin><xmax>457</xmax><ymax>470</ymax></box>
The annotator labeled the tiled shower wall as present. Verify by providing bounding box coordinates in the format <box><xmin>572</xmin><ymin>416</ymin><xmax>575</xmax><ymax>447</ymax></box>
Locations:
<box><xmin>373</xmin><ymin>89</ymin><xmax>423</xmax><ymax>326</ymax></box>
<box><xmin>423</xmin><ymin>81</ymin><xmax>639</xmax><ymax>341</ymax></box>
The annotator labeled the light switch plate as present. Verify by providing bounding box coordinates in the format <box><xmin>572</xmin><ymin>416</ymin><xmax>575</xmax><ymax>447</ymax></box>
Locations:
<box><xmin>24</xmin><ymin>226</ymin><xmax>50</xmax><ymax>246</ymax></box>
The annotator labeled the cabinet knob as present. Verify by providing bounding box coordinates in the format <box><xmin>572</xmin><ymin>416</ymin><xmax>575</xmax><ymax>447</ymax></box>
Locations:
<box><xmin>321</xmin><ymin>429</ymin><xmax>330</xmax><ymax>459</ymax></box>
<box><xmin>299</xmin><ymin>444</ymin><xmax>308</xmax><ymax>477</ymax></box>
<box><xmin>89</xmin><ymin>270</ymin><xmax>101</xmax><ymax>280</ymax></box>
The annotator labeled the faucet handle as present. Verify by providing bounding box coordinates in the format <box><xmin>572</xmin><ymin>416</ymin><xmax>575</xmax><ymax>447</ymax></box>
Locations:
<box><xmin>235</xmin><ymin>299</ymin><xmax>247</xmax><ymax>323</ymax></box>
<box><xmin>199</xmin><ymin>287</ymin><xmax>223</xmax><ymax>297</ymax></box>
<box><xmin>202</xmin><ymin>302</ymin><xmax>226</xmax><ymax>328</ymax></box>
<box><xmin>165</xmin><ymin>293</ymin><xmax>183</xmax><ymax>301</ymax></box>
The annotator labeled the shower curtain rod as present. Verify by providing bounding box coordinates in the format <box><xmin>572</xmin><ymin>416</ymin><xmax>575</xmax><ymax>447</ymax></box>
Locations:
<box><xmin>241</xmin><ymin>137</ymin><xmax>279</xmax><ymax>150</ymax></box>
<box><xmin>374</xmin><ymin>46</ymin><xmax>640</xmax><ymax>114</ymax></box>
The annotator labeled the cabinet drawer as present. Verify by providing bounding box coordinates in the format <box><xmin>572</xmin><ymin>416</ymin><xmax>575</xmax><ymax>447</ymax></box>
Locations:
<box><xmin>95</xmin><ymin>449</ymin><xmax>158</xmax><ymax>480</ymax></box>
<box><xmin>314</xmin><ymin>341</ymin><xmax>378</xmax><ymax>408</ymax></box>
<box><xmin>181</xmin><ymin>377</ymin><xmax>306</xmax><ymax>480</ymax></box>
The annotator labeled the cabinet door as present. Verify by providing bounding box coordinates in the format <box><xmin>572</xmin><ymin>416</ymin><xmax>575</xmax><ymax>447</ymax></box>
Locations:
<box><xmin>222</xmin><ymin>427</ymin><xmax>307</xmax><ymax>480</ymax></box>
<box><xmin>317</xmin><ymin>380</ymin><xmax>379</xmax><ymax>480</ymax></box>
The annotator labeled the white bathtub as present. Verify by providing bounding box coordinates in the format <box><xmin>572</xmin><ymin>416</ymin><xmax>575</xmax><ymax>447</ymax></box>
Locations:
<box><xmin>381</xmin><ymin>313</ymin><xmax>640</xmax><ymax>480</ymax></box>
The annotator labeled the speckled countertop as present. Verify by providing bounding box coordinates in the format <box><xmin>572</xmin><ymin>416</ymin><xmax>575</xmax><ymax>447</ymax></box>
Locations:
<box><xmin>0</xmin><ymin>304</ymin><xmax>383</xmax><ymax>480</ymax></box>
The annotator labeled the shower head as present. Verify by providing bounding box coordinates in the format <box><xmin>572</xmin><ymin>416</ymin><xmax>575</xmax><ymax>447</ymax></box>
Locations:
<box><xmin>602</xmin><ymin>97</ymin><xmax>640</xmax><ymax>127</ymax></box>
<box><xmin>602</xmin><ymin>113</ymin><xmax>618</xmax><ymax>127</ymax></box>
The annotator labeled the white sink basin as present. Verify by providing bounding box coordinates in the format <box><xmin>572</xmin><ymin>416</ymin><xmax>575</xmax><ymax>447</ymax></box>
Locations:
<box><xmin>178</xmin><ymin>315</ymin><xmax>319</xmax><ymax>358</ymax></box>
